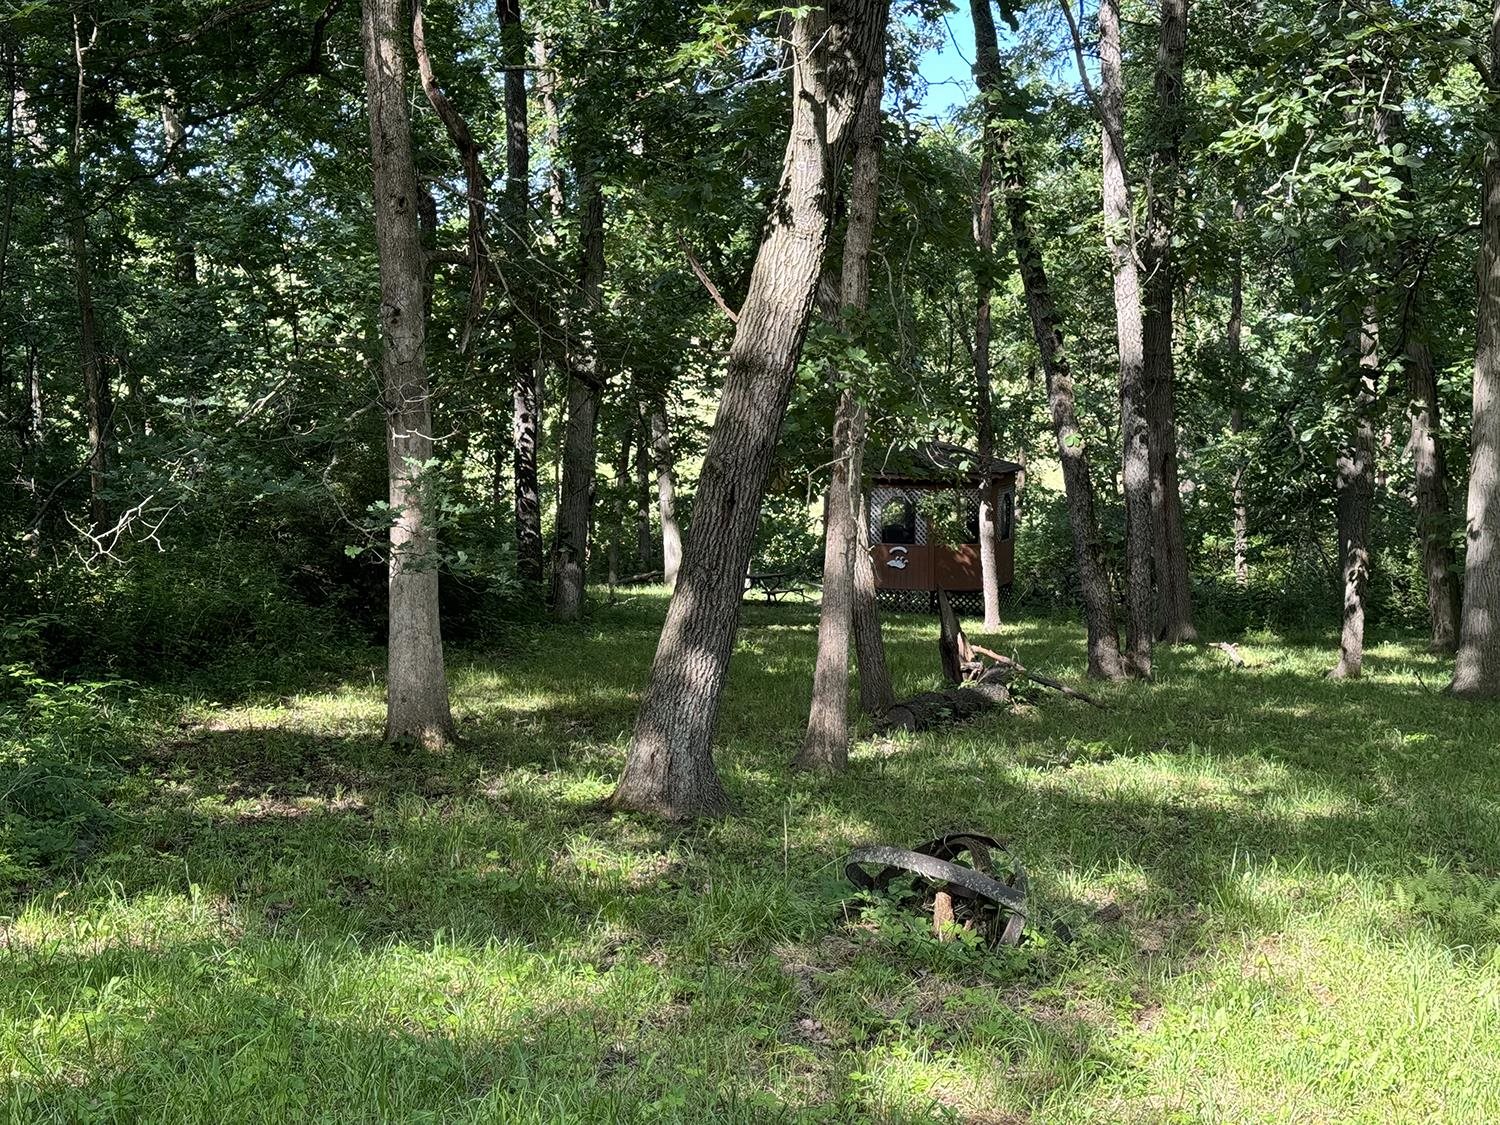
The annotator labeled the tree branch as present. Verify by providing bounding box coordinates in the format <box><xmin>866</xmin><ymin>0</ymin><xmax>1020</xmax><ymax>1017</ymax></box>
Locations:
<box><xmin>412</xmin><ymin>0</ymin><xmax>488</xmax><ymax>352</ymax></box>
<box><xmin>676</xmin><ymin>232</ymin><xmax>739</xmax><ymax>323</ymax></box>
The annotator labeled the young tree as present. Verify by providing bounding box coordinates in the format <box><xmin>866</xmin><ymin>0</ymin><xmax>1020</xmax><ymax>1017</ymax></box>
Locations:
<box><xmin>971</xmin><ymin>50</ymin><xmax>1004</xmax><ymax>631</ymax></box>
<box><xmin>612</xmin><ymin>0</ymin><xmax>890</xmax><ymax>817</ymax></box>
<box><xmin>69</xmin><ymin>17</ymin><xmax>110</xmax><ymax>535</ymax></box>
<box><xmin>360</xmin><ymin>0</ymin><xmax>454</xmax><ymax>745</ymax></box>
<box><xmin>799</xmin><ymin>64</ymin><xmax>884</xmax><ymax>772</ymax></box>
<box><xmin>1454</xmin><ymin>15</ymin><xmax>1500</xmax><ymax>698</ymax></box>
<box><xmin>1228</xmin><ymin>198</ymin><xmax>1250</xmax><ymax>586</ymax></box>
<box><xmin>975</xmin><ymin>0</ymin><xmax>1123</xmax><ymax>680</ymax></box>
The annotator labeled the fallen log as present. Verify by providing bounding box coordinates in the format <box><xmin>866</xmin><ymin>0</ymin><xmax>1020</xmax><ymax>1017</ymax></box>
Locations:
<box><xmin>880</xmin><ymin>673</ymin><xmax>1012</xmax><ymax>732</ymax></box>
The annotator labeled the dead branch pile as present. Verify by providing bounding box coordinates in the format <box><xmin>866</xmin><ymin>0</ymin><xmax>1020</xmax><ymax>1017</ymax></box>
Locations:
<box><xmin>878</xmin><ymin>591</ymin><xmax>1106</xmax><ymax>733</ymax></box>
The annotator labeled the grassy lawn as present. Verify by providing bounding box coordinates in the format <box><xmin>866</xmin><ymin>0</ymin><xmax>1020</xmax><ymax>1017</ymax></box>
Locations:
<box><xmin>4</xmin><ymin>590</ymin><xmax>1500</xmax><ymax>1122</ymax></box>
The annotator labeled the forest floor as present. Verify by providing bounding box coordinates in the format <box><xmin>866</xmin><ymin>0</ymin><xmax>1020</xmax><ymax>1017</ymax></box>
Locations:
<box><xmin>4</xmin><ymin>591</ymin><xmax>1500</xmax><ymax>1122</ymax></box>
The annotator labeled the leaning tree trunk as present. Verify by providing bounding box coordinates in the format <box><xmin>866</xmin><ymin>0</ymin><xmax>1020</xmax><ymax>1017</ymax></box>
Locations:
<box><xmin>612</xmin><ymin>0</ymin><xmax>889</xmax><ymax>817</ymax></box>
<box><xmin>799</xmin><ymin>63</ymin><xmax>885</xmax><ymax>772</ymax></box>
<box><xmin>649</xmin><ymin>403</ymin><xmax>683</xmax><ymax>589</ymax></box>
<box><xmin>498</xmin><ymin>0</ymin><xmax>542</xmax><ymax>582</ymax></box>
<box><xmin>1330</xmin><ymin>287</ymin><xmax>1379</xmax><ymax>680</ymax></box>
<box><xmin>1454</xmin><ymin>73</ymin><xmax>1500</xmax><ymax>698</ymax></box>
<box><xmin>552</xmin><ymin>173</ymin><xmax>605</xmax><ymax>620</ymax></box>
<box><xmin>1142</xmin><ymin>0</ymin><xmax>1196</xmax><ymax>642</ymax></box>
<box><xmin>975</xmin><ymin>0</ymin><xmax>1121</xmax><ymax>680</ymax></box>
<box><xmin>361</xmin><ymin>0</ymin><xmax>454</xmax><ymax>746</ymax></box>
<box><xmin>1097</xmin><ymin>0</ymin><xmax>1153</xmax><ymax>679</ymax></box>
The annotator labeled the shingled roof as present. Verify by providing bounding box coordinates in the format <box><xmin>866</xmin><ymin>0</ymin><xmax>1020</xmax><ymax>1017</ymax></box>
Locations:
<box><xmin>867</xmin><ymin>440</ymin><xmax>1023</xmax><ymax>485</ymax></box>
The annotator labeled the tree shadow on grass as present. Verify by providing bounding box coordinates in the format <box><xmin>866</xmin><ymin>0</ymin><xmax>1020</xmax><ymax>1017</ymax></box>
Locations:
<box><xmin>9</xmin><ymin>599</ymin><xmax>1494</xmax><ymax>1120</ymax></box>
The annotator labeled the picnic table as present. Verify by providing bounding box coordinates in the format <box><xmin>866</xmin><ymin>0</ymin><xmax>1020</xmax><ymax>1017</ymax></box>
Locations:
<box><xmin>744</xmin><ymin>570</ymin><xmax>811</xmax><ymax>603</ymax></box>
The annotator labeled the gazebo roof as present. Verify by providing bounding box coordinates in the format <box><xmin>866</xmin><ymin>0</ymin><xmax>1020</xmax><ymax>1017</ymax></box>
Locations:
<box><xmin>868</xmin><ymin>440</ymin><xmax>1022</xmax><ymax>487</ymax></box>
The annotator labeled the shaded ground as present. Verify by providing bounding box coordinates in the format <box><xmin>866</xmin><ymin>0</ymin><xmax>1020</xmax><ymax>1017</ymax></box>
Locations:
<box><xmin>3</xmin><ymin>590</ymin><xmax>1500</xmax><ymax>1121</ymax></box>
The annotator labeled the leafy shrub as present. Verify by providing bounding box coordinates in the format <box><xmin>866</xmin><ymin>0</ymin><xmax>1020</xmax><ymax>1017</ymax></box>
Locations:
<box><xmin>0</xmin><ymin>635</ymin><xmax>128</xmax><ymax>889</ymax></box>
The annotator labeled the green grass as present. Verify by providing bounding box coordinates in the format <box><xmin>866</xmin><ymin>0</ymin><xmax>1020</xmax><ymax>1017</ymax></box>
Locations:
<box><xmin>4</xmin><ymin>590</ymin><xmax>1500</xmax><ymax>1122</ymax></box>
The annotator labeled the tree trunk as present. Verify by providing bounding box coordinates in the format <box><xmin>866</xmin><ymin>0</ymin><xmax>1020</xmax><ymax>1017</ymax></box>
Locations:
<box><xmin>1098</xmin><ymin>0</ymin><xmax>1153</xmax><ymax>680</ymax></box>
<box><xmin>159</xmin><ymin>97</ymin><xmax>197</xmax><ymax>286</ymax></box>
<box><xmin>1142</xmin><ymin>0</ymin><xmax>1195</xmax><ymax>642</ymax></box>
<box><xmin>1330</xmin><ymin>285</ymin><xmax>1378</xmax><ymax>680</ymax></box>
<box><xmin>650</xmin><ymin>403</ymin><xmax>683</xmax><ymax>589</ymax></box>
<box><xmin>1454</xmin><ymin>80</ymin><xmax>1500</xmax><ymax>697</ymax></box>
<box><xmin>1229</xmin><ymin>199</ymin><xmax>1249</xmax><ymax>586</ymax></box>
<box><xmin>498</xmin><ymin>0</ymin><xmax>541</xmax><ymax>582</ymax></box>
<box><xmin>853</xmin><ymin>488</ymin><xmax>894</xmax><ymax>713</ymax></box>
<box><xmin>360</xmin><ymin>0</ymin><xmax>454</xmax><ymax>746</ymax></box>
<box><xmin>1405</xmin><ymin>289</ymin><xmax>1459</xmax><ymax>653</ymax></box>
<box><xmin>610</xmin><ymin>415</ymin><xmax>635</xmax><ymax>582</ymax></box>
<box><xmin>976</xmin><ymin>1</ymin><xmax>1121</xmax><ymax>679</ymax></box>
<box><xmin>70</xmin><ymin>19</ymin><xmax>109</xmax><ymax>535</ymax></box>
<box><xmin>1382</xmin><ymin>95</ymin><xmax>1459</xmax><ymax>654</ymax></box>
<box><xmin>612</xmin><ymin>0</ymin><xmax>889</xmax><ymax>818</ymax></box>
<box><xmin>973</xmin><ymin>144</ymin><xmax>1003</xmax><ymax>631</ymax></box>
<box><xmin>634</xmin><ymin>399</ymin><xmax>654</xmax><ymax>566</ymax></box>
<box><xmin>552</xmin><ymin>173</ymin><xmax>605</xmax><ymax>620</ymax></box>
<box><xmin>798</xmin><ymin>394</ymin><xmax>862</xmax><ymax>771</ymax></box>
<box><xmin>799</xmin><ymin>63</ymin><xmax>884</xmax><ymax>772</ymax></box>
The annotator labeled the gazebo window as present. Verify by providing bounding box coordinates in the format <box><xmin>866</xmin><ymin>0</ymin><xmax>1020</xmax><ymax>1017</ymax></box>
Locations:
<box><xmin>1000</xmin><ymin>491</ymin><xmax>1014</xmax><ymax>541</ymax></box>
<box><xmin>877</xmin><ymin>495</ymin><xmax>917</xmax><ymax>544</ymax></box>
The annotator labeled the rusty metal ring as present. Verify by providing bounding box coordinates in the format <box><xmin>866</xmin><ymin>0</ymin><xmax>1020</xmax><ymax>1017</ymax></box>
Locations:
<box><xmin>846</xmin><ymin>834</ymin><xmax>1032</xmax><ymax>948</ymax></box>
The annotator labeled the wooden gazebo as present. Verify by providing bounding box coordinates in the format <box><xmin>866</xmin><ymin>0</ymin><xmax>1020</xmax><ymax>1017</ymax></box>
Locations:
<box><xmin>866</xmin><ymin>441</ymin><xmax>1020</xmax><ymax>607</ymax></box>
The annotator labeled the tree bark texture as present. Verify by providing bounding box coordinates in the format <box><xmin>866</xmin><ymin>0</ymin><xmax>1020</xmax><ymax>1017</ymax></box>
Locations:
<box><xmin>1454</xmin><ymin>61</ymin><xmax>1500</xmax><ymax>697</ymax></box>
<box><xmin>552</xmin><ymin>173</ymin><xmax>605</xmax><ymax>619</ymax></box>
<box><xmin>1142</xmin><ymin>0</ymin><xmax>1195</xmax><ymax>642</ymax></box>
<box><xmin>975</xmin><ymin>0</ymin><xmax>1122</xmax><ymax>681</ymax></box>
<box><xmin>361</xmin><ymin>0</ymin><xmax>454</xmax><ymax>745</ymax></box>
<box><xmin>1098</xmin><ymin>0</ymin><xmax>1153</xmax><ymax>680</ymax></box>
<box><xmin>799</xmin><ymin>64</ymin><xmax>884</xmax><ymax>772</ymax></box>
<box><xmin>612</xmin><ymin>0</ymin><xmax>889</xmax><ymax>818</ymax></box>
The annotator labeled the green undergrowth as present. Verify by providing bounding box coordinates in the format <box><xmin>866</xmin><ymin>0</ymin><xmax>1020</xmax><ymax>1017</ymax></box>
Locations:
<box><xmin>2</xmin><ymin>591</ymin><xmax>1499</xmax><ymax>1121</ymax></box>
